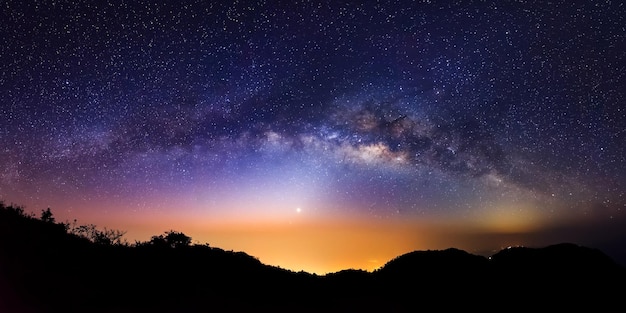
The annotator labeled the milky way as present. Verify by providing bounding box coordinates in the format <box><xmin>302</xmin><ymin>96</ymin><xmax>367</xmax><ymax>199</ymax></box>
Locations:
<box><xmin>1</xmin><ymin>1</ymin><xmax>625</xmax><ymax>273</ymax></box>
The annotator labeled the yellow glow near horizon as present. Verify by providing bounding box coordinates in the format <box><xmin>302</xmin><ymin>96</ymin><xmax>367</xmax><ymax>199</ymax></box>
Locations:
<box><xmin>476</xmin><ymin>204</ymin><xmax>548</xmax><ymax>233</ymax></box>
<box><xmin>36</xmin><ymin>199</ymin><xmax>612</xmax><ymax>275</ymax></box>
<box><xmin>88</xmin><ymin>212</ymin><xmax>482</xmax><ymax>274</ymax></box>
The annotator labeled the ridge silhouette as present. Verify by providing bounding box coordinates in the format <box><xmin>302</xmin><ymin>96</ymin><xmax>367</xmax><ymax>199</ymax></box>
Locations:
<box><xmin>0</xmin><ymin>202</ymin><xmax>624</xmax><ymax>312</ymax></box>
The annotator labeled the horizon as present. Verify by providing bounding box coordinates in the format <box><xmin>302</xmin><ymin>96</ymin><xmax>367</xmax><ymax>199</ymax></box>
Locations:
<box><xmin>10</xmin><ymin>201</ymin><xmax>626</xmax><ymax>275</ymax></box>
<box><xmin>1</xmin><ymin>1</ymin><xmax>625</xmax><ymax>276</ymax></box>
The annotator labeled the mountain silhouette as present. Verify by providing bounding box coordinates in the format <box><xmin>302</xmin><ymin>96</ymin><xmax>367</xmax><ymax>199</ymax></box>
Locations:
<box><xmin>1</xmin><ymin>202</ymin><xmax>624</xmax><ymax>312</ymax></box>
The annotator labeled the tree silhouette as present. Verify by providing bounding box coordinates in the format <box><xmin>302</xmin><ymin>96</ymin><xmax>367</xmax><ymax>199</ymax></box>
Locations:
<box><xmin>40</xmin><ymin>208</ymin><xmax>55</xmax><ymax>223</ymax></box>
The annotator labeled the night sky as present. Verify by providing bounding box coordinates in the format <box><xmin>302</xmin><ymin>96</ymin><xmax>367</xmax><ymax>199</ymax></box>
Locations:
<box><xmin>1</xmin><ymin>0</ymin><xmax>625</xmax><ymax>274</ymax></box>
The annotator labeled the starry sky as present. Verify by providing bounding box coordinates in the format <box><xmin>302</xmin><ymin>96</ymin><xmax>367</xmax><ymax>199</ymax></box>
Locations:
<box><xmin>1</xmin><ymin>0</ymin><xmax>625</xmax><ymax>274</ymax></box>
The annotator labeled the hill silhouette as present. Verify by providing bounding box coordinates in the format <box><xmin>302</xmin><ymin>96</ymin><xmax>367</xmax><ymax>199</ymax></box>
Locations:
<box><xmin>1</xmin><ymin>202</ymin><xmax>624</xmax><ymax>313</ymax></box>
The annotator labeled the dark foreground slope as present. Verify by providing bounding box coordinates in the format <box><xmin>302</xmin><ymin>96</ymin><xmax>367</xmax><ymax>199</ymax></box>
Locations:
<box><xmin>1</xmin><ymin>204</ymin><xmax>624</xmax><ymax>313</ymax></box>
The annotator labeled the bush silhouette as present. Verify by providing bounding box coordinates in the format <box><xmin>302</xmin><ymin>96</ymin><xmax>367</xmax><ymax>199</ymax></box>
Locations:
<box><xmin>147</xmin><ymin>230</ymin><xmax>192</xmax><ymax>248</ymax></box>
<box><xmin>68</xmin><ymin>221</ymin><xmax>127</xmax><ymax>246</ymax></box>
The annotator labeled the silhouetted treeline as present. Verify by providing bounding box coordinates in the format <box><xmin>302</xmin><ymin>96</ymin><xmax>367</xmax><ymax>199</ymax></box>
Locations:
<box><xmin>0</xmin><ymin>202</ymin><xmax>624</xmax><ymax>313</ymax></box>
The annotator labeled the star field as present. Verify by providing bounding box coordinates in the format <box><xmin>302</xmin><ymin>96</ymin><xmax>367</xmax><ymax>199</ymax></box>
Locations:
<box><xmin>1</xmin><ymin>0</ymin><xmax>624</xmax><ymax>273</ymax></box>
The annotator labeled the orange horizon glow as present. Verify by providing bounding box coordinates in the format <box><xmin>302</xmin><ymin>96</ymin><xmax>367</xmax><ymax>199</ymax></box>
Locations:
<box><xmin>31</xmin><ymin>203</ymin><xmax>609</xmax><ymax>275</ymax></box>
